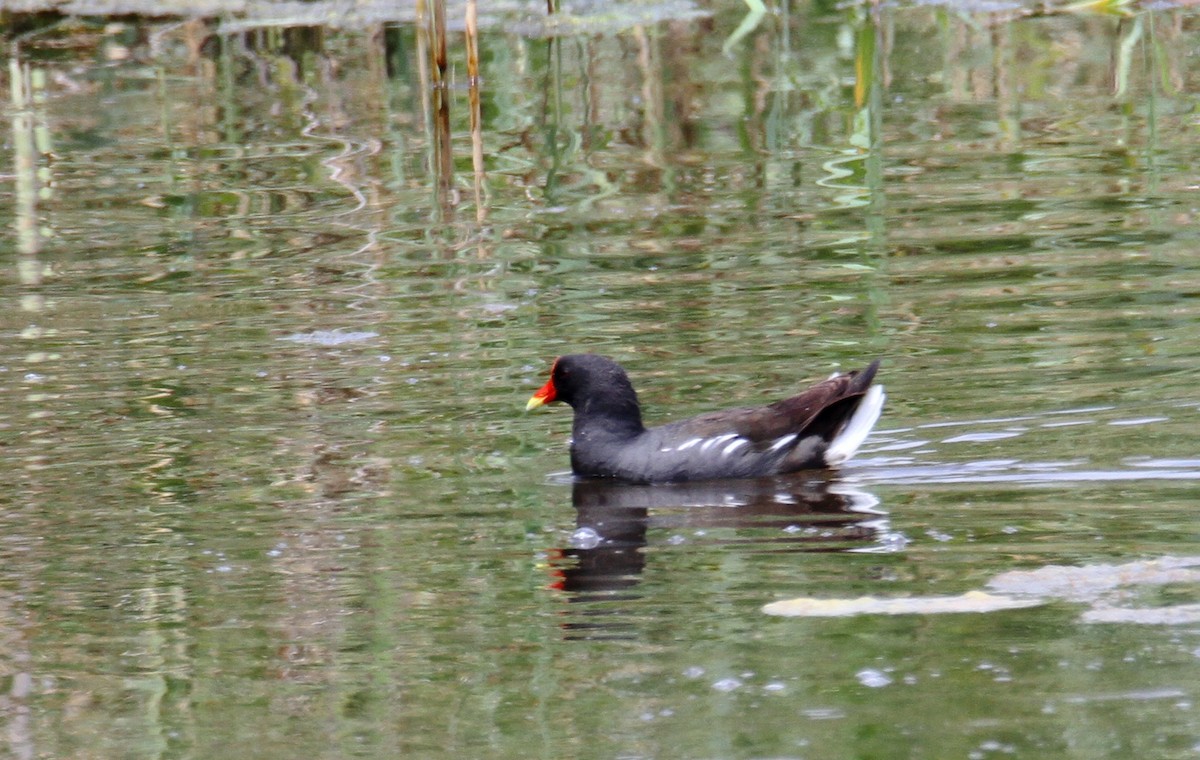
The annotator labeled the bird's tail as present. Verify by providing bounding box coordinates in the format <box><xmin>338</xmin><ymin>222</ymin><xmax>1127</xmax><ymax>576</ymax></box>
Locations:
<box><xmin>824</xmin><ymin>383</ymin><xmax>885</xmax><ymax>466</ymax></box>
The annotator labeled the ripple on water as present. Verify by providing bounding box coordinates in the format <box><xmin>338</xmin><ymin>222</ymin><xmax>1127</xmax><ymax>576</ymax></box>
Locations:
<box><xmin>851</xmin><ymin>401</ymin><xmax>1200</xmax><ymax>486</ymax></box>
<box><xmin>277</xmin><ymin>330</ymin><xmax>379</xmax><ymax>346</ymax></box>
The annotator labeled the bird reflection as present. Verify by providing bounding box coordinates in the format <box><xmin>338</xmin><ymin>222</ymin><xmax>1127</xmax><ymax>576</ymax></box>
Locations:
<box><xmin>548</xmin><ymin>475</ymin><xmax>889</xmax><ymax>640</ymax></box>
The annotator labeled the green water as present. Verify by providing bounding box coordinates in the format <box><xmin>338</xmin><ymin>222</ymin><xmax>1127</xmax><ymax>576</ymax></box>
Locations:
<box><xmin>2</xmin><ymin>4</ymin><xmax>1199</xmax><ymax>758</ymax></box>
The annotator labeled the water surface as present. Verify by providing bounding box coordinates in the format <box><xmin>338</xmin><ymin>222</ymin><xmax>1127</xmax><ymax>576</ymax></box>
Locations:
<box><xmin>2</xmin><ymin>4</ymin><xmax>1199</xmax><ymax>758</ymax></box>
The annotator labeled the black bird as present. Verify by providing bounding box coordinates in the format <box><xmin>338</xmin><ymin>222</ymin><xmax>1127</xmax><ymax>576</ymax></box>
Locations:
<box><xmin>526</xmin><ymin>354</ymin><xmax>884</xmax><ymax>484</ymax></box>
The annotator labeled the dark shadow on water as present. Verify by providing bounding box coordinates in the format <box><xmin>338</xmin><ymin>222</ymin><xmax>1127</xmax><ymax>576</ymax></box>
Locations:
<box><xmin>549</xmin><ymin>475</ymin><xmax>890</xmax><ymax>641</ymax></box>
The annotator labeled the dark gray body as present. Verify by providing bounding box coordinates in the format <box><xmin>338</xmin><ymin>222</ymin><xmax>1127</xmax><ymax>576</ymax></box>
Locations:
<box><xmin>542</xmin><ymin>354</ymin><xmax>882</xmax><ymax>484</ymax></box>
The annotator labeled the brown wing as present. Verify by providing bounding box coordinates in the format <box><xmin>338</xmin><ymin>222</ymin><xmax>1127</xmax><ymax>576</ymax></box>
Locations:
<box><xmin>714</xmin><ymin>362</ymin><xmax>877</xmax><ymax>444</ymax></box>
<box><xmin>758</xmin><ymin>361</ymin><xmax>879</xmax><ymax>442</ymax></box>
<box><xmin>651</xmin><ymin>361</ymin><xmax>880</xmax><ymax>449</ymax></box>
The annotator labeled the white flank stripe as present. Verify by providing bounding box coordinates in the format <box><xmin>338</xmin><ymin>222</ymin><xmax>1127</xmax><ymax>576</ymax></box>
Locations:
<box><xmin>701</xmin><ymin>433</ymin><xmax>737</xmax><ymax>453</ymax></box>
<box><xmin>722</xmin><ymin>438</ymin><xmax>749</xmax><ymax>457</ymax></box>
<box><xmin>768</xmin><ymin>433</ymin><xmax>798</xmax><ymax>452</ymax></box>
<box><xmin>825</xmin><ymin>385</ymin><xmax>886</xmax><ymax>466</ymax></box>
<box><xmin>677</xmin><ymin>437</ymin><xmax>704</xmax><ymax>451</ymax></box>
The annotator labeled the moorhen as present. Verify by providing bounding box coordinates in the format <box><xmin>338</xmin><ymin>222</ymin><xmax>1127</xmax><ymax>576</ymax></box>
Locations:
<box><xmin>526</xmin><ymin>354</ymin><xmax>884</xmax><ymax>484</ymax></box>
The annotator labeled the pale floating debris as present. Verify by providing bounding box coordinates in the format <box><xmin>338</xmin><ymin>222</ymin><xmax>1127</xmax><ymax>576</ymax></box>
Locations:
<box><xmin>987</xmin><ymin>556</ymin><xmax>1200</xmax><ymax>602</ymax></box>
<box><xmin>762</xmin><ymin>591</ymin><xmax>1043</xmax><ymax>618</ymax></box>
<box><xmin>278</xmin><ymin>330</ymin><xmax>379</xmax><ymax>346</ymax></box>
<box><xmin>985</xmin><ymin>556</ymin><xmax>1200</xmax><ymax>625</ymax></box>
<box><xmin>1081</xmin><ymin>604</ymin><xmax>1200</xmax><ymax>625</ymax></box>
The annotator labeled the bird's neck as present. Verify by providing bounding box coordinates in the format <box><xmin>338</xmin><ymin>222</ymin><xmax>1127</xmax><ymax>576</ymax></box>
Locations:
<box><xmin>573</xmin><ymin>392</ymin><xmax>645</xmax><ymax>440</ymax></box>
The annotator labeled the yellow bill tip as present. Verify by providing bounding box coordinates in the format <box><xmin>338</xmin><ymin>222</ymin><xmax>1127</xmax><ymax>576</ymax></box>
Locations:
<box><xmin>525</xmin><ymin>395</ymin><xmax>546</xmax><ymax>412</ymax></box>
<box><xmin>526</xmin><ymin>376</ymin><xmax>557</xmax><ymax>411</ymax></box>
